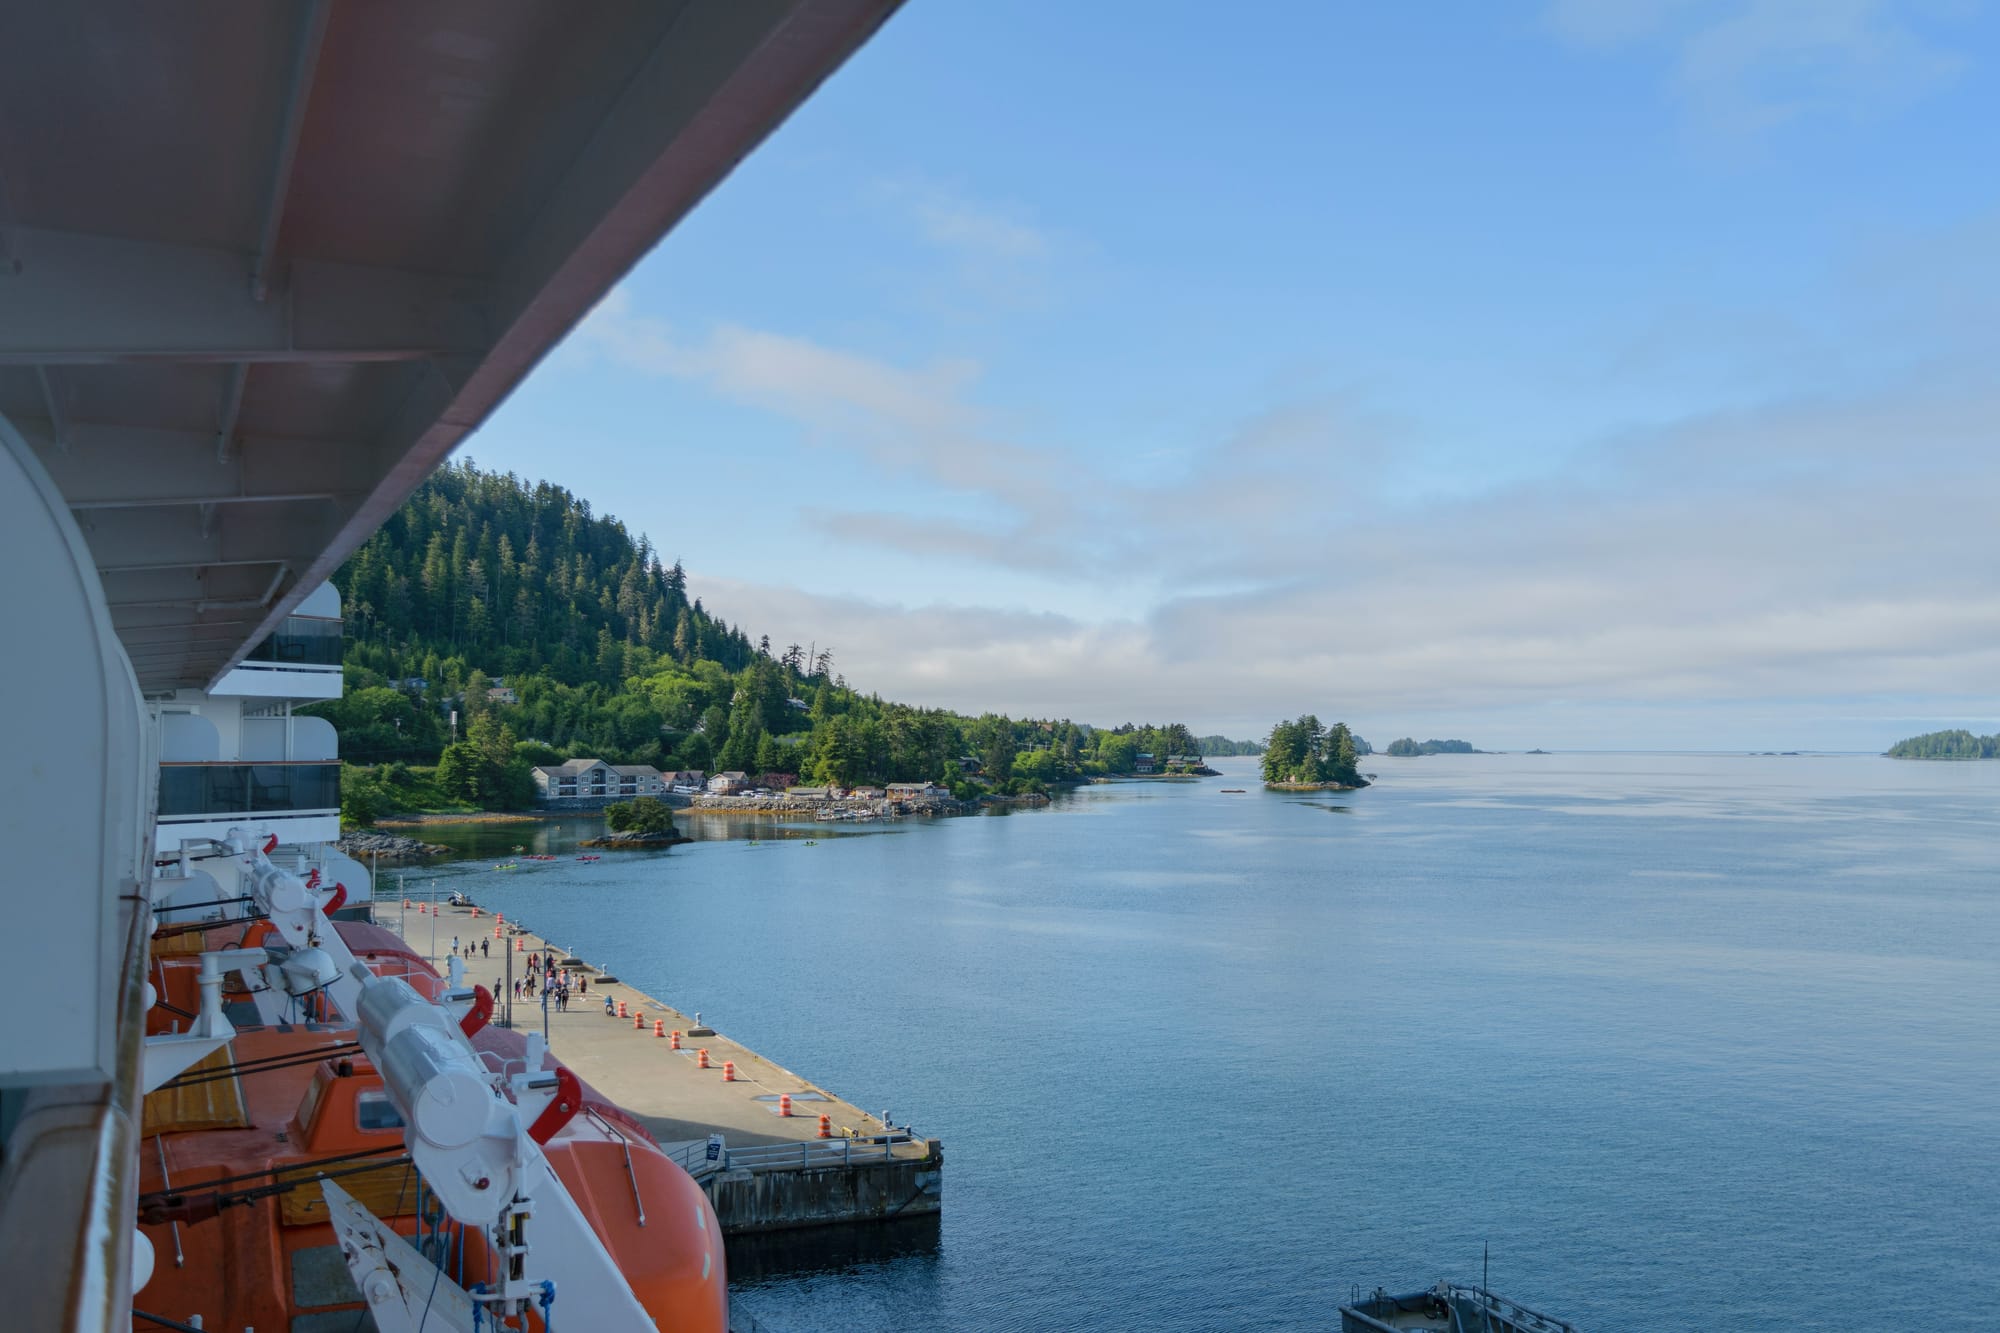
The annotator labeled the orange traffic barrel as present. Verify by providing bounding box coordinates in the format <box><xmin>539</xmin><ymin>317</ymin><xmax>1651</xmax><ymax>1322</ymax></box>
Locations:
<box><xmin>654</xmin><ymin>1019</ymin><xmax>665</xmax><ymax>1037</ymax></box>
<box><xmin>633</xmin><ymin>1011</ymin><xmax>644</xmax><ymax>1030</ymax></box>
<box><xmin>779</xmin><ymin>1094</ymin><xmax>793</xmax><ymax>1117</ymax></box>
<box><xmin>816</xmin><ymin>1114</ymin><xmax>832</xmax><ymax>1139</ymax></box>
<box><xmin>722</xmin><ymin>1061</ymin><xmax>736</xmax><ymax>1082</ymax></box>
<box><xmin>670</xmin><ymin>1031</ymin><xmax>682</xmax><ymax>1050</ymax></box>
<box><xmin>617</xmin><ymin>1000</ymin><xmax>628</xmax><ymax>1018</ymax></box>
<box><xmin>697</xmin><ymin>1049</ymin><xmax>710</xmax><ymax>1069</ymax></box>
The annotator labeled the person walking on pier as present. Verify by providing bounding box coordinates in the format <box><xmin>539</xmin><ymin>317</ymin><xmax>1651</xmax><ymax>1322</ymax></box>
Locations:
<box><xmin>481</xmin><ymin>937</ymin><xmax>489</xmax><ymax>958</ymax></box>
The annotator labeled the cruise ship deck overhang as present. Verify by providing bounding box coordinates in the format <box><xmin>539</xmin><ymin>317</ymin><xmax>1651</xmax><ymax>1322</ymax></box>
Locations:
<box><xmin>0</xmin><ymin>5</ymin><xmax>900</xmax><ymax>1327</ymax></box>
<box><xmin>0</xmin><ymin>0</ymin><xmax>900</xmax><ymax>694</ymax></box>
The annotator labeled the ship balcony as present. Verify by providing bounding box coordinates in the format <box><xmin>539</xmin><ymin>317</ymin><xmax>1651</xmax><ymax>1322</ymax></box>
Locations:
<box><xmin>157</xmin><ymin>761</ymin><xmax>340</xmax><ymax>819</ymax></box>
<box><xmin>212</xmin><ymin>615</ymin><xmax>344</xmax><ymax>700</ymax></box>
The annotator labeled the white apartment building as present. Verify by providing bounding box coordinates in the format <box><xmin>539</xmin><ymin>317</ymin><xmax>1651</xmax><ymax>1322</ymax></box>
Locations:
<box><xmin>532</xmin><ymin>758</ymin><xmax>668</xmax><ymax>802</ymax></box>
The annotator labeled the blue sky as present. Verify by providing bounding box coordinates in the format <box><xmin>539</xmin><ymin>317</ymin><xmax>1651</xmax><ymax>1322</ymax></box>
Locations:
<box><xmin>464</xmin><ymin>1</ymin><xmax>2000</xmax><ymax>750</ymax></box>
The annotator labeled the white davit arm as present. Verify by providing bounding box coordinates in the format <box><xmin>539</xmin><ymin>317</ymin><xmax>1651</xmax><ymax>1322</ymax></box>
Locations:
<box><xmin>222</xmin><ymin>827</ymin><xmax>367</xmax><ymax>1023</ymax></box>
<box><xmin>343</xmin><ymin>965</ymin><xmax>657</xmax><ymax>1331</ymax></box>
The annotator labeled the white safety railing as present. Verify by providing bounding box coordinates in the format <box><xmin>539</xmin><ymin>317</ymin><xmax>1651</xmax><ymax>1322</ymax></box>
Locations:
<box><xmin>669</xmin><ymin>1133</ymin><xmax>920</xmax><ymax>1177</ymax></box>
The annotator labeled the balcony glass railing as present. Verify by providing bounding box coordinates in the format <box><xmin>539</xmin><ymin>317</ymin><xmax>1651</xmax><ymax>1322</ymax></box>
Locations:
<box><xmin>241</xmin><ymin>616</ymin><xmax>344</xmax><ymax>667</ymax></box>
<box><xmin>157</xmin><ymin>762</ymin><xmax>340</xmax><ymax>818</ymax></box>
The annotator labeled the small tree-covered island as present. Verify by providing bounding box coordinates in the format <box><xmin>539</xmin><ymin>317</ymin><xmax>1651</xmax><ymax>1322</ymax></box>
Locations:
<box><xmin>582</xmin><ymin>796</ymin><xmax>688</xmax><ymax>848</ymax></box>
<box><xmin>1886</xmin><ymin>729</ymin><xmax>2000</xmax><ymax>759</ymax></box>
<box><xmin>1384</xmin><ymin>737</ymin><xmax>1484</xmax><ymax>756</ymax></box>
<box><xmin>1260</xmin><ymin>716</ymin><xmax>1369</xmax><ymax>790</ymax></box>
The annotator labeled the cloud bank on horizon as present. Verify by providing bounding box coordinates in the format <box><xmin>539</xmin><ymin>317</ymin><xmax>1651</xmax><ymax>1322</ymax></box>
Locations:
<box><xmin>473</xmin><ymin>1</ymin><xmax>2000</xmax><ymax>752</ymax></box>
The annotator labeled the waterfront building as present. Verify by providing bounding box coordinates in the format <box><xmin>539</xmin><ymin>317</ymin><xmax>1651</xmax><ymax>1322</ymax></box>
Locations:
<box><xmin>708</xmin><ymin>770</ymin><xmax>752</xmax><ymax>794</ymax></box>
<box><xmin>531</xmin><ymin>758</ymin><xmax>668</xmax><ymax>803</ymax></box>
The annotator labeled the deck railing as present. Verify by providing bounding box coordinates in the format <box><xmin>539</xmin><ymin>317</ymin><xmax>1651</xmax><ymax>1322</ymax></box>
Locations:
<box><xmin>156</xmin><ymin>760</ymin><xmax>339</xmax><ymax>817</ymax></box>
<box><xmin>669</xmin><ymin>1132</ymin><xmax>919</xmax><ymax>1177</ymax></box>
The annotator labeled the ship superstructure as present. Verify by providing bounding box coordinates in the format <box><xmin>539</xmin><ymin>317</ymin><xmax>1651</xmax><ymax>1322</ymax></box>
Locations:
<box><xmin>151</xmin><ymin>580</ymin><xmax>374</xmax><ymax>929</ymax></box>
<box><xmin>0</xmin><ymin>4</ymin><xmax>902</xmax><ymax>1328</ymax></box>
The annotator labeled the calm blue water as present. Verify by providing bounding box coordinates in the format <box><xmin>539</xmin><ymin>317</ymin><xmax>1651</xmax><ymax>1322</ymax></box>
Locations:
<box><xmin>410</xmin><ymin>754</ymin><xmax>2000</xmax><ymax>1331</ymax></box>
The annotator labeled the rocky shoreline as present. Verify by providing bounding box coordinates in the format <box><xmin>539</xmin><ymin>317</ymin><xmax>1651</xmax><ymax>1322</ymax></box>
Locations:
<box><xmin>336</xmin><ymin>830</ymin><xmax>452</xmax><ymax>860</ymax></box>
<box><xmin>578</xmin><ymin>829</ymin><xmax>693</xmax><ymax>849</ymax></box>
<box><xmin>687</xmin><ymin>790</ymin><xmax>1051</xmax><ymax>820</ymax></box>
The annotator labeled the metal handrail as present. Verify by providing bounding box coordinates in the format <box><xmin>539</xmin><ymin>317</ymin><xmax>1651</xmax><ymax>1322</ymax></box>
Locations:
<box><xmin>1454</xmin><ymin>1285</ymin><xmax>1575</xmax><ymax>1333</ymax></box>
<box><xmin>581</xmin><ymin>1104</ymin><xmax>646</xmax><ymax>1227</ymax></box>
<box><xmin>719</xmin><ymin>1134</ymin><xmax>914</xmax><ymax>1172</ymax></box>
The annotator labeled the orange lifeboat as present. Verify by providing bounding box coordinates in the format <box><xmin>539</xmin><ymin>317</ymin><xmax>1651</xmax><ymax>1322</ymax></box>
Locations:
<box><xmin>134</xmin><ymin>919</ymin><xmax>726</xmax><ymax>1332</ymax></box>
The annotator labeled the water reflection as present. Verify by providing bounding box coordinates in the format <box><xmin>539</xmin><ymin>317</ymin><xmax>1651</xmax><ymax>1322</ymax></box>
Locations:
<box><xmin>726</xmin><ymin>1214</ymin><xmax>942</xmax><ymax>1282</ymax></box>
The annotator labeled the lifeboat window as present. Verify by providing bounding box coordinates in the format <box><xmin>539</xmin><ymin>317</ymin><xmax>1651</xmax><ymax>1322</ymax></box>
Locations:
<box><xmin>356</xmin><ymin>1090</ymin><xmax>405</xmax><ymax>1133</ymax></box>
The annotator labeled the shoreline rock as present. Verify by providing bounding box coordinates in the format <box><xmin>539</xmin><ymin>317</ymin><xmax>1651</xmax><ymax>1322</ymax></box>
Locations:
<box><xmin>337</xmin><ymin>830</ymin><xmax>451</xmax><ymax>860</ymax></box>
<box><xmin>579</xmin><ymin>829</ymin><xmax>693</xmax><ymax>849</ymax></box>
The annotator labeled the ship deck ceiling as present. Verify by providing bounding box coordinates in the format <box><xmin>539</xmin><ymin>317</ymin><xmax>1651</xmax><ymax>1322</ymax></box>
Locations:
<box><xmin>0</xmin><ymin>0</ymin><xmax>900</xmax><ymax>692</ymax></box>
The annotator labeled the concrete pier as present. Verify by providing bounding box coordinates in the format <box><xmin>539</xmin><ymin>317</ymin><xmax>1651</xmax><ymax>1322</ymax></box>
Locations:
<box><xmin>376</xmin><ymin>897</ymin><xmax>942</xmax><ymax>1235</ymax></box>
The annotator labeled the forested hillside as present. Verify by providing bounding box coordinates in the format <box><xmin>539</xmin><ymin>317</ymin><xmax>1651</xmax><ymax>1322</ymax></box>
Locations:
<box><xmin>314</xmin><ymin>462</ymin><xmax>1223</xmax><ymax>818</ymax></box>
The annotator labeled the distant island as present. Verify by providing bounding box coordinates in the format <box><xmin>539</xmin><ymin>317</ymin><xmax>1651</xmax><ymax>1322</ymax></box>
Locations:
<box><xmin>1885</xmin><ymin>729</ymin><xmax>2000</xmax><ymax>759</ymax></box>
<box><xmin>1196</xmin><ymin>734</ymin><xmax>1265</xmax><ymax>757</ymax></box>
<box><xmin>1259</xmin><ymin>715</ymin><xmax>1368</xmax><ymax>789</ymax></box>
<box><xmin>1384</xmin><ymin>738</ymin><xmax>1483</xmax><ymax>756</ymax></box>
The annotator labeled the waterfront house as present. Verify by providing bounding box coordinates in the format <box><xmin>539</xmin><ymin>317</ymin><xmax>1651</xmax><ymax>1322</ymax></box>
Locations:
<box><xmin>787</xmin><ymin>785</ymin><xmax>834</xmax><ymax>801</ymax></box>
<box><xmin>609</xmin><ymin>764</ymin><xmax>666</xmax><ymax>797</ymax></box>
<box><xmin>887</xmin><ymin>781</ymin><xmax>950</xmax><ymax>801</ymax></box>
<box><xmin>532</xmin><ymin>758</ymin><xmax>617</xmax><ymax>801</ymax></box>
<box><xmin>707</xmin><ymin>771</ymin><xmax>750</xmax><ymax>794</ymax></box>
<box><xmin>847</xmin><ymin>786</ymin><xmax>885</xmax><ymax>800</ymax></box>
<box><xmin>1134</xmin><ymin>753</ymin><xmax>1157</xmax><ymax>774</ymax></box>
<box><xmin>664</xmin><ymin>769</ymin><xmax>707</xmax><ymax>790</ymax></box>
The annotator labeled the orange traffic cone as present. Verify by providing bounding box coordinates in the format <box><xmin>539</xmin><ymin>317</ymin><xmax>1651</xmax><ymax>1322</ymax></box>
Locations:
<box><xmin>779</xmin><ymin>1094</ymin><xmax>793</xmax><ymax>1117</ymax></box>
<box><xmin>697</xmin><ymin>1049</ymin><xmax>710</xmax><ymax>1069</ymax></box>
<box><xmin>817</xmin><ymin>1114</ymin><xmax>832</xmax><ymax>1139</ymax></box>
<box><xmin>654</xmin><ymin>1019</ymin><xmax>665</xmax><ymax>1037</ymax></box>
<box><xmin>633</xmin><ymin>1011</ymin><xmax>643</xmax><ymax>1030</ymax></box>
<box><xmin>722</xmin><ymin>1061</ymin><xmax>736</xmax><ymax>1082</ymax></box>
<box><xmin>670</xmin><ymin>1031</ymin><xmax>682</xmax><ymax>1050</ymax></box>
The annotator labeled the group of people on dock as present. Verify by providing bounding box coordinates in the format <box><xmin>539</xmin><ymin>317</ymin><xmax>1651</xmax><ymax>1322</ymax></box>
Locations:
<box><xmin>506</xmin><ymin>946</ymin><xmax>585</xmax><ymax>1012</ymax></box>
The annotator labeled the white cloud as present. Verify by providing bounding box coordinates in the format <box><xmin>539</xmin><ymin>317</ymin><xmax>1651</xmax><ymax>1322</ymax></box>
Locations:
<box><xmin>679</xmin><ymin>362</ymin><xmax>2000</xmax><ymax>749</ymax></box>
<box><xmin>572</xmin><ymin>290</ymin><xmax>1077</xmax><ymax>519</ymax></box>
<box><xmin>1545</xmin><ymin>0</ymin><xmax>1970</xmax><ymax>136</ymax></box>
<box><xmin>571</xmin><ymin>197</ymin><xmax>2000</xmax><ymax>750</ymax></box>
